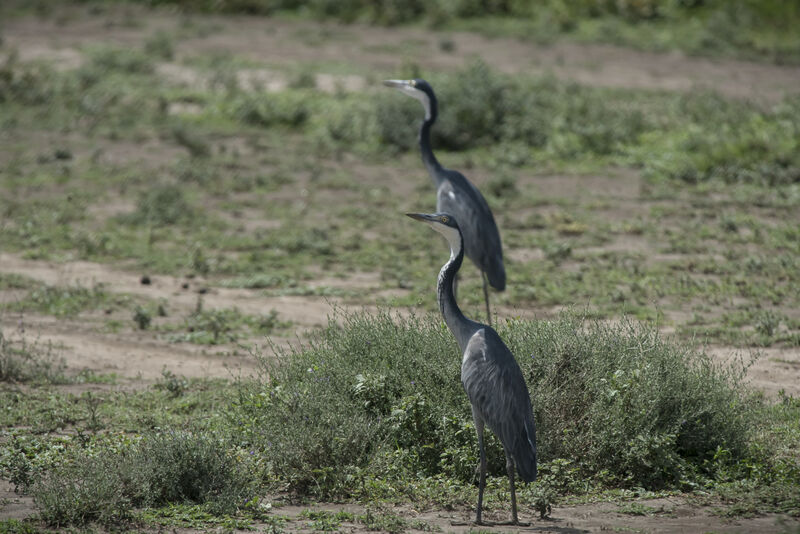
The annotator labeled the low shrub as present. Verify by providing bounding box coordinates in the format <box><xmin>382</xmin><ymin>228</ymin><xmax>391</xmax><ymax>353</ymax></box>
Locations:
<box><xmin>33</xmin><ymin>453</ymin><xmax>134</xmax><ymax>526</ymax></box>
<box><xmin>125</xmin><ymin>183</ymin><xmax>195</xmax><ymax>226</ymax></box>
<box><xmin>33</xmin><ymin>431</ymin><xmax>252</xmax><ymax>526</ymax></box>
<box><xmin>0</xmin><ymin>52</ymin><xmax>58</xmax><ymax>106</ymax></box>
<box><xmin>234</xmin><ymin>309</ymin><xmax>756</xmax><ymax>496</ymax></box>
<box><xmin>231</xmin><ymin>92</ymin><xmax>309</xmax><ymax>128</ymax></box>
<box><xmin>84</xmin><ymin>46</ymin><xmax>155</xmax><ymax>75</ymax></box>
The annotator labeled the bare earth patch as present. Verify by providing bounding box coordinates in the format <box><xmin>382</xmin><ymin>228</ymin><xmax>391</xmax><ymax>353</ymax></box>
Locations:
<box><xmin>150</xmin><ymin>498</ymin><xmax>800</xmax><ymax>533</ymax></box>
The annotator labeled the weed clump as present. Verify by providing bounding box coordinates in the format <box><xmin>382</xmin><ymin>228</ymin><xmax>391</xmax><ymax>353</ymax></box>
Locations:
<box><xmin>0</xmin><ymin>331</ymin><xmax>67</xmax><ymax>384</ymax></box>
<box><xmin>85</xmin><ymin>45</ymin><xmax>155</xmax><ymax>75</ymax></box>
<box><xmin>0</xmin><ymin>52</ymin><xmax>57</xmax><ymax>105</ymax></box>
<box><xmin>126</xmin><ymin>183</ymin><xmax>195</xmax><ymax>226</ymax></box>
<box><xmin>32</xmin><ymin>431</ymin><xmax>252</xmax><ymax>527</ymax></box>
<box><xmin>9</xmin><ymin>284</ymin><xmax>109</xmax><ymax>318</ymax></box>
<box><xmin>232</xmin><ymin>93</ymin><xmax>309</xmax><ymax>128</ymax></box>
<box><xmin>234</xmin><ymin>310</ymin><xmax>756</xmax><ymax>497</ymax></box>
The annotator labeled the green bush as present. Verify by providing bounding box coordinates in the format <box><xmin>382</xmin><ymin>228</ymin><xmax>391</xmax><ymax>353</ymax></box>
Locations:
<box><xmin>429</xmin><ymin>61</ymin><xmax>507</xmax><ymax>150</ymax></box>
<box><xmin>126</xmin><ymin>183</ymin><xmax>195</xmax><ymax>226</ymax></box>
<box><xmin>33</xmin><ymin>431</ymin><xmax>252</xmax><ymax>526</ymax></box>
<box><xmin>0</xmin><ymin>52</ymin><xmax>58</xmax><ymax>105</ymax></box>
<box><xmin>33</xmin><ymin>453</ymin><xmax>134</xmax><ymax>526</ymax></box>
<box><xmin>143</xmin><ymin>30</ymin><xmax>175</xmax><ymax>60</ymax></box>
<box><xmin>232</xmin><ymin>92</ymin><xmax>309</xmax><ymax>128</ymax></box>
<box><xmin>85</xmin><ymin>46</ymin><xmax>155</xmax><ymax>75</ymax></box>
<box><xmin>506</xmin><ymin>314</ymin><xmax>752</xmax><ymax>487</ymax></box>
<box><xmin>331</xmin><ymin>61</ymin><xmax>648</xmax><ymax>158</ymax></box>
<box><xmin>234</xmin><ymin>309</ymin><xmax>755</xmax><ymax>496</ymax></box>
<box><xmin>131</xmin><ymin>432</ymin><xmax>251</xmax><ymax>514</ymax></box>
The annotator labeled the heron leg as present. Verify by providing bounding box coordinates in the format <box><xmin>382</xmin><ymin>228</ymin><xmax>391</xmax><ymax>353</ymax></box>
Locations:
<box><xmin>473</xmin><ymin>409</ymin><xmax>487</xmax><ymax>525</ymax></box>
<box><xmin>492</xmin><ymin>456</ymin><xmax>530</xmax><ymax>526</ymax></box>
<box><xmin>507</xmin><ymin>457</ymin><xmax>518</xmax><ymax>524</ymax></box>
<box><xmin>481</xmin><ymin>271</ymin><xmax>491</xmax><ymax>327</ymax></box>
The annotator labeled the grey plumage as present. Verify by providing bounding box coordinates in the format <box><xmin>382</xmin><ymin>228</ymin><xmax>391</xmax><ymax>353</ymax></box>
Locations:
<box><xmin>462</xmin><ymin>331</ymin><xmax>538</xmax><ymax>484</ymax></box>
<box><xmin>386</xmin><ymin>79</ymin><xmax>505</xmax><ymax>325</ymax></box>
<box><xmin>407</xmin><ymin>212</ymin><xmax>536</xmax><ymax>525</ymax></box>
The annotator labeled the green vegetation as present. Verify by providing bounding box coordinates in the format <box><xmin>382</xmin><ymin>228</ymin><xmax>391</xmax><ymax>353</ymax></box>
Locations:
<box><xmin>32</xmin><ymin>430</ymin><xmax>253</xmax><ymax>526</ymax></box>
<box><xmin>5</xmin><ymin>283</ymin><xmax>112</xmax><ymax>317</ymax></box>
<box><xmin>316</xmin><ymin>62</ymin><xmax>800</xmax><ymax>189</ymax></box>
<box><xmin>160</xmin><ymin>306</ymin><xmax>290</xmax><ymax>344</ymax></box>
<box><xmin>1</xmin><ymin>4</ymin><xmax>799</xmax><ymax>531</ymax></box>
<box><xmin>2</xmin><ymin>311</ymin><xmax>797</xmax><ymax>528</ymax></box>
<box><xmin>234</xmin><ymin>311</ymin><xmax>757</xmax><ymax>495</ymax></box>
<box><xmin>1</xmin><ymin>47</ymin><xmax>798</xmax><ymax>344</ymax></box>
<box><xmin>122</xmin><ymin>0</ymin><xmax>800</xmax><ymax>64</ymax></box>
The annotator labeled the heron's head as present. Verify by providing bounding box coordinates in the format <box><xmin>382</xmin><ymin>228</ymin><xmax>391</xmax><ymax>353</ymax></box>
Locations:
<box><xmin>407</xmin><ymin>212</ymin><xmax>462</xmax><ymax>254</ymax></box>
<box><xmin>383</xmin><ymin>78</ymin><xmax>436</xmax><ymax>120</ymax></box>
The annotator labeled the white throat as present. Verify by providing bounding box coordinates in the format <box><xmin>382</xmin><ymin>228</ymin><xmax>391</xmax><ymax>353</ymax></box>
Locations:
<box><xmin>402</xmin><ymin>87</ymin><xmax>432</xmax><ymax>121</ymax></box>
<box><xmin>432</xmin><ymin>222</ymin><xmax>462</xmax><ymax>260</ymax></box>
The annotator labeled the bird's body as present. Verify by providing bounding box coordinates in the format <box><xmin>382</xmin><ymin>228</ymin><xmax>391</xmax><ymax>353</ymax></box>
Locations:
<box><xmin>435</xmin><ymin>171</ymin><xmax>505</xmax><ymax>291</ymax></box>
<box><xmin>407</xmin><ymin>212</ymin><xmax>536</xmax><ymax>525</ymax></box>
<box><xmin>461</xmin><ymin>330</ymin><xmax>539</xmax><ymax>484</ymax></box>
<box><xmin>386</xmin><ymin>79</ymin><xmax>505</xmax><ymax>324</ymax></box>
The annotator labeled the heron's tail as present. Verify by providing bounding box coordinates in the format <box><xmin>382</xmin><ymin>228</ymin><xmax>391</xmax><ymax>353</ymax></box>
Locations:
<box><xmin>514</xmin><ymin>418</ymin><xmax>537</xmax><ymax>482</ymax></box>
<box><xmin>486</xmin><ymin>257</ymin><xmax>506</xmax><ymax>291</ymax></box>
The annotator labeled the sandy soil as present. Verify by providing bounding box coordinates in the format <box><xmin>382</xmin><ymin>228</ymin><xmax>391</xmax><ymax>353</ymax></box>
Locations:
<box><xmin>0</xmin><ymin>251</ymin><xmax>345</xmax><ymax>382</ymax></box>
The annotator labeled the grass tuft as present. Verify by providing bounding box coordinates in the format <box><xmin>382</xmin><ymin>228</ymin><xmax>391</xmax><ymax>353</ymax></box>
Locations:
<box><xmin>0</xmin><ymin>330</ymin><xmax>67</xmax><ymax>384</ymax></box>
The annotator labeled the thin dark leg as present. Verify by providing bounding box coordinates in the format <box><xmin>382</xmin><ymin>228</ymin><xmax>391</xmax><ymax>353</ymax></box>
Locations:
<box><xmin>508</xmin><ymin>458</ymin><xmax>518</xmax><ymax>524</ymax></box>
<box><xmin>474</xmin><ymin>412</ymin><xmax>486</xmax><ymax>525</ymax></box>
<box><xmin>482</xmin><ymin>271</ymin><xmax>491</xmax><ymax>327</ymax></box>
<box><xmin>496</xmin><ymin>456</ymin><xmax>530</xmax><ymax>526</ymax></box>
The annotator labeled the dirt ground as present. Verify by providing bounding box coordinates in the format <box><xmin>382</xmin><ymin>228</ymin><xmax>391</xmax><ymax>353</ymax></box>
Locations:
<box><xmin>1</xmin><ymin>6</ymin><xmax>800</xmax><ymax>533</ymax></box>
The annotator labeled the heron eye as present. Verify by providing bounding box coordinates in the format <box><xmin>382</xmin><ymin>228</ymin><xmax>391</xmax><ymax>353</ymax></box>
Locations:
<box><xmin>441</xmin><ymin>216</ymin><xmax>449</xmax><ymax>223</ymax></box>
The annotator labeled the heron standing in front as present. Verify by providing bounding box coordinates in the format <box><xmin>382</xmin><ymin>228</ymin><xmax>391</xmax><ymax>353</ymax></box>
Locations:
<box><xmin>386</xmin><ymin>78</ymin><xmax>505</xmax><ymax>326</ymax></box>
<box><xmin>407</xmin><ymin>212</ymin><xmax>537</xmax><ymax>526</ymax></box>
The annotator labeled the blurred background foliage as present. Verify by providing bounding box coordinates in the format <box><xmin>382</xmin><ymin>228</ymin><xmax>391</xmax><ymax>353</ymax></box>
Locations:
<box><xmin>90</xmin><ymin>0</ymin><xmax>800</xmax><ymax>63</ymax></box>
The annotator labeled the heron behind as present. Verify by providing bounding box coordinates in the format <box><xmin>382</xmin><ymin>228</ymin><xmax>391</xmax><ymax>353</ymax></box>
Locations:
<box><xmin>407</xmin><ymin>211</ymin><xmax>537</xmax><ymax>526</ymax></box>
<box><xmin>386</xmin><ymin>78</ymin><xmax>506</xmax><ymax>326</ymax></box>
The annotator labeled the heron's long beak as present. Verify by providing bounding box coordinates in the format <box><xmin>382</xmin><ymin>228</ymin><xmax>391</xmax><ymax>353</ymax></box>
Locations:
<box><xmin>406</xmin><ymin>212</ymin><xmax>438</xmax><ymax>224</ymax></box>
<box><xmin>383</xmin><ymin>79</ymin><xmax>411</xmax><ymax>89</ymax></box>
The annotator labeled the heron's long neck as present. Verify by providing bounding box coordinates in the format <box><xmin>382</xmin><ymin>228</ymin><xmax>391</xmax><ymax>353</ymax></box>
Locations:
<box><xmin>437</xmin><ymin>231</ymin><xmax>477</xmax><ymax>352</ymax></box>
<box><xmin>419</xmin><ymin>106</ymin><xmax>443</xmax><ymax>186</ymax></box>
